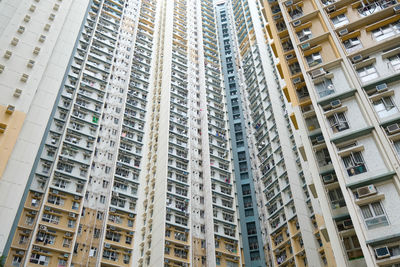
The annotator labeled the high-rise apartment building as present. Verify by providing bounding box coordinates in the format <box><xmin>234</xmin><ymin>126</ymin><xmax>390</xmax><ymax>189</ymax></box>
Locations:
<box><xmin>218</xmin><ymin>0</ymin><xmax>335</xmax><ymax>266</ymax></box>
<box><xmin>261</xmin><ymin>0</ymin><xmax>400</xmax><ymax>265</ymax></box>
<box><xmin>0</xmin><ymin>0</ymin><xmax>242</xmax><ymax>266</ymax></box>
<box><xmin>2</xmin><ymin>0</ymin><xmax>399</xmax><ymax>266</ymax></box>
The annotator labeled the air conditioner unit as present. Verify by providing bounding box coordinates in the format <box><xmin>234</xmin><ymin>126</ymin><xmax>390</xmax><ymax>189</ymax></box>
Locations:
<box><xmin>27</xmin><ymin>59</ymin><xmax>35</xmax><ymax>68</ymax></box>
<box><xmin>273</xmin><ymin>14</ymin><xmax>281</xmax><ymax>20</ymax></box>
<box><xmin>39</xmin><ymin>35</ymin><xmax>46</xmax><ymax>42</ymax></box>
<box><xmin>322</xmin><ymin>174</ymin><xmax>334</xmax><ymax>184</ymax></box>
<box><xmin>352</xmin><ymin>54</ymin><xmax>363</xmax><ymax>63</ymax></box>
<box><xmin>65</xmin><ymin>232</ymin><xmax>72</xmax><ymax>237</ymax></box>
<box><xmin>20</xmin><ymin>73</ymin><xmax>29</xmax><ymax>82</ymax></box>
<box><xmin>17</xmin><ymin>26</ymin><xmax>25</xmax><ymax>34</ymax></box>
<box><xmin>387</xmin><ymin>123</ymin><xmax>400</xmax><ymax>134</ymax></box>
<box><xmin>376</xmin><ymin>83</ymin><xmax>388</xmax><ymax>92</ymax></box>
<box><xmin>394</xmin><ymin>5</ymin><xmax>400</xmax><ymax>13</ymax></box>
<box><xmin>17</xmin><ymin>250</ymin><xmax>24</xmax><ymax>255</ymax></box>
<box><xmin>24</xmin><ymin>15</ymin><xmax>31</xmax><ymax>22</ymax></box>
<box><xmin>342</xmin><ymin>219</ymin><xmax>353</xmax><ymax>229</ymax></box>
<box><xmin>0</xmin><ymin>123</ymin><xmax>6</xmax><ymax>133</ymax></box>
<box><xmin>69</xmin><ymin>212</ymin><xmax>76</xmax><ymax>218</ymax></box>
<box><xmin>357</xmin><ymin>185</ymin><xmax>377</xmax><ymax>198</ymax></box>
<box><xmin>39</xmin><ymin>225</ymin><xmax>47</xmax><ymax>231</ymax></box>
<box><xmin>13</xmin><ymin>88</ymin><xmax>22</xmax><ymax>97</ymax></box>
<box><xmin>33</xmin><ymin>47</ymin><xmax>40</xmax><ymax>55</ymax></box>
<box><xmin>110</xmin><ymin>207</ymin><xmax>116</xmax><ymax>212</ymax></box>
<box><xmin>293</xmin><ymin>20</ymin><xmax>302</xmax><ymax>27</ymax></box>
<box><xmin>4</xmin><ymin>50</ymin><xmax>12</xmax><ymax>59</ymax></box>
<box><xmin>6</xmin><ymin>105</ymin><xmax>15</xmax><ymax>114</ymax></box>
<box><xmin>310</xmin><ymin>68</ymin><xmax>326</xmax><ymax>79</ymax></box>
<box><xmin>31</xmin><ymin>211</ymin><xmax>37</xmax><ymax>215</ymax></box>
<box><xmin>375</xmin><ymin>246</ymin><xmax>390</xmax><ymax>259</ymax></box>
<box><xmin>11</xmin><ymin>37</ymin><xmax>19</xmax><ymax>46</ymax></box>
<box><xmin>217</xmin><ymin>252</ymin><xmax>222</xmax><ymax>256</ymax></box>
<box><xmin>104</xmin><ymin>243</ymin><xmax>111</xmax><ymax>248</ymax></box>
<box><xmin>52</xmin><ymin>189</ymin><xmax>59</xmax><ymax>194</ymax></box>
<box><xmin>301</xmin><ymin>42</ymin><xmax>310</xmax><ymax>50</ymax></box>
<box><xmin>63</xmin><ymin>253</ymin><xmax>69</xmax><ymax>258</ymax></box>
<box><xmin>339</xmin><ymin>28</ymin><xmax>348</xmax><ymax>36</ymax></box>
<box><xmin>316</xmin><ymin>135</ymin><xmax>324</xmax><ymax>143</ymax></box>
<box><xmin>129</xmin><ymin>213</ymin><xmax>134</xmax><ymax>218</ymax></box>
<box><xmin>74</xmin><ymin>195</ymin><xmax>80</xmax><ymax>200</ymax></box>
<box><xmin>327</xmin><ymin>5</ymin><xmax>336</xmax><ymax>12</ymax></box>
<box><xmin>32</xmin><ymin>245</ymin><xmax>40</xmax><ymax>251</ymax></box>
<box><xmin>165</xmin><ymin>241</ymin><xmax>170</xmax><ymax>245</ymax></box>
<box><xmin>285</xmin><ymin>0</ymin><xmax>293</xmax><ymax>6</ymax></box>
<box><xmin>330</xmin><ymin>99</ymin><xmax>342</xmax><ymax>108</ymax></box>
<box><xmin>285</xmin><ymin>54</ymin><xmax>294</xmax><ymax>60</ymax></box>
<box><xmin>293</xmin><ymin>77</ymin><xmax>301</xmax><ymax>84</ymax></box>
<box><xmin>112</xmin><ymin>192</ymin><xmax>119</xmax><ymax>197</ymax></box>
<box><xmin>44</xmin><ymin>206</ymin><xmax>51</xmax><ymax>211</ymax></box>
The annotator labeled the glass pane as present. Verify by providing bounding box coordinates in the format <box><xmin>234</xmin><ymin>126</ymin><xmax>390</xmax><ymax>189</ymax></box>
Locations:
<box><xmin>361</xmin><ymin>205</ymin><xmax>373</xmax><ymax>218</ymax></box>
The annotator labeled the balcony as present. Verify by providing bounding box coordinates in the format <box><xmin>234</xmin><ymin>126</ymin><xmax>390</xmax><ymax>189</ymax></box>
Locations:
<box><xmin>357</xmin><ymin>0</ymin><xmax>397</xmax><ymax>17</ymax></box>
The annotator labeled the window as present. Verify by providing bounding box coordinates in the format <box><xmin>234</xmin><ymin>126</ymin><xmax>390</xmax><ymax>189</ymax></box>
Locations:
<box><xmin>289</xmin><ymin>5</ymin><xmax>303</xmax><ymax>19</ymax></box>
<box><xmin>12</xmin><ymin>256</ymin><xmax>22</xmax><ymax>266</ymax></box>
<box><xmin>331</xmin><ymin>13</ymin><xmax>349</xmax><ymax>27</ymax></box>
<box><xmin>394</xmin><ymin>140</ymin><xmax>400</xmax><ymax>157</ymax></box>
<box><xmin>315</xmin><ymin>78</ymin><xmax>335</xmax><ymax>97</ymax></box>
<box><xmin>48</xmin><ymin>195</ymin><xmax>64</xmax><ymax>206</ymax></box>
<box><xmin>388</xmin><ymin>54</ymin><xmax>400</xmax><ymax>71</ymax></box>
<box><xmin>42</xmin><ymin>213</ymin><xmax>60</xmax><ymax>224</ymax></box>
<box><xmin>36</xmin><ymin>232</ymin><xmax>56</xmax><ymax>245</ymax></box>
<box><xmin>296</xmin><ymin>28</ymin><xmax>312</xmax><ymax>42</ymax></box>
<box><xmin>89</xmin><ymin>247</ymin><xmax>97</xmax><ymax>257</ymax></box>
<box><xmin>357</xmin><ymin>65</ymin><xmax>379</xmax><ymax>83</ymax></box>
<box><xmin>315</xmin><ymin>148</ymin><xmax>332</xmax><ymax>167</ymax></box>
<box><xmin>373</xmin><ymin>96</ymin><xmax>398</xmax><ymax>118</ymax></box>
<box><xmin>343</xmin><ymin>37</ymin><xmax>362</xmax><ymax>53</ymax></box>
<box><xmin>328</xmin><ymin>188</ymin><xmax>346</xmax><ymax>209</ymax></box>
<box><xmin>360</xmin><ymin>201</ymin><xmax>389</xmax><ymax>229</ymax></box>
<box><xmin>343</xmin><ymin>235</ymin><xmax>363</xmax><ymax>260</ymax></box>
<box><xmin>328</xmin><ymin>112</ymin><xmax>349</xmax><ymax>133</ymax></box>
<box><xmin>30</xmin><ymin>253</ymin><xmax>50</xmax><ymax>265</ymax></box>
<box><xmin>68</xmin><ymin>219</ymin><xmax>76</xmax><ymax>228</ymax></box>
<box><xmin>306</xmin><ymin>52</ymin><xmax>322</xmax><ymax>67</ymax></box>
<box><xmin>72</xmin><ymin>202</ymin><xmax>79</xmax><ymax>210</ymax></box>
<box><xmin>103</xmin><ymin>250</ymin><xmax>118</xmax><ymax>261</ymax></box>
<box><xmin>63</xmin><ymin>238</ymin><xmax>71</xmax><ymax>248</ymax></box>
<box><xmin>342</xmin><ymin>151</ymin><xmax>367</xmax><ymax>176</ymax></box>
<box><xmin>372</xmin><ymin>22</ymin><xmax>400</xmax><ymax>41</ymax></box>
<box><xmin>25</xmin><ymin>216</ymin><xmax>34</xmax><ymax>226</ymax></box>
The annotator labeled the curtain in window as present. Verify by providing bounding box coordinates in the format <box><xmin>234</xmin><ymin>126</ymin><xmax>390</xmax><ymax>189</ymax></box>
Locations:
<box><xmin>361</xmin><ymin>205</ymin><xmax>373</xmax><ymax>218</ymax></box>
<box><xmin>371</xmin><ymin>202</ymin><xmax>384</xmax><ymax>216</ymax></box>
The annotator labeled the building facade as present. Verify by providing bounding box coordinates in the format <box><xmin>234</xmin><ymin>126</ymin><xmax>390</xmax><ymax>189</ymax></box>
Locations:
<box><xmin>1</xmin><ymin>0</ymin><xmax>242</xmax><ymax>266</ymax></box>
<box><xmin>261</xmin><ymin>0</ymin><xmax>400</xmax><ymax>265</ymax></box>
<box><xmin>3</xmin><ymin>0</ymin><xmax>400</xmax><ymax>266</ymax></box>
<box><xmin>225</xmin><ymin>0</ymin><xmax>336</xmax><ymax>266</ymax></box>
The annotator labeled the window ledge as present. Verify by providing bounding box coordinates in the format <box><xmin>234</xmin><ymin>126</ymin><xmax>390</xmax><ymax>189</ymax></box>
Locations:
<box><xmin>355</xmin><ymin>193</ymin><xmax>385</xmax><ymax>206</ymax></box>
